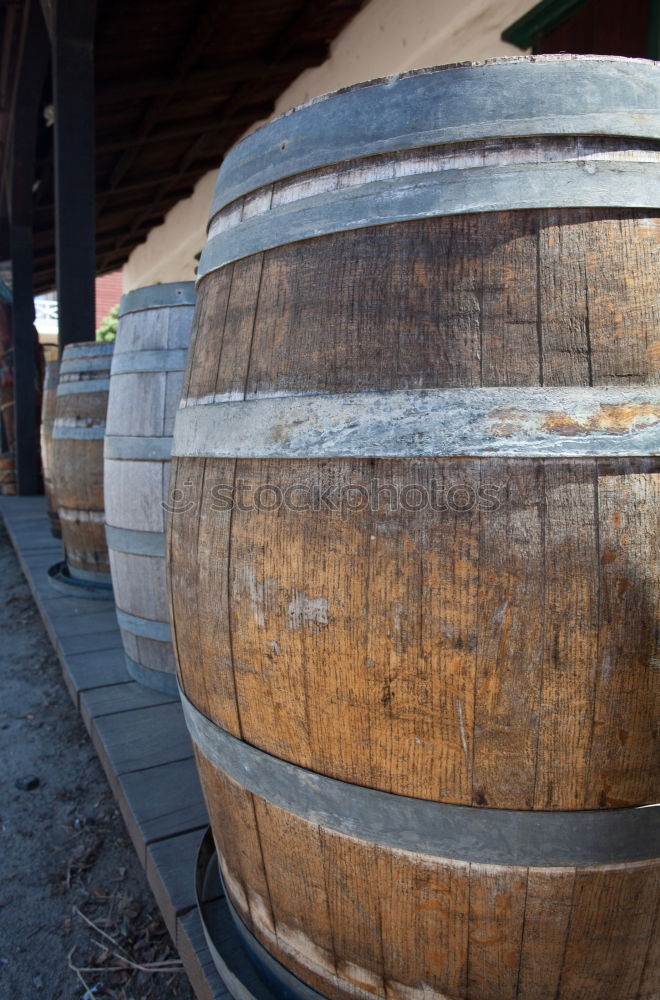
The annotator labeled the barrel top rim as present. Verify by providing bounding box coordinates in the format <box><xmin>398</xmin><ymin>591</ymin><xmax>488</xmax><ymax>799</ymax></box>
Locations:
<box><xmin>240</xmin><ymin>53</ymin><xmax>659</xmax><ymax>130</ymax></box>
<box><xmin>210</xmin><ymin>54</ymin><xmax>660</xmax><ymax>220</ymax></box>
<box><xmin>61</xmin><ymin>341</ymin><xmax>115</xmax><ymax>356</ymax></box>
<box><xmin>119</xmin><ymin>281</ymin><xmax>196</xmax><ymax>317</ymax></box>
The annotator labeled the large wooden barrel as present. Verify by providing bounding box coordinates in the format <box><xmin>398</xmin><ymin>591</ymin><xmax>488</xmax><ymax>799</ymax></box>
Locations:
<box><xmin>0</xmin><ymin>300</ymin><xmax>15</xmax><ymax>452</ymax></box>
<box><xmin>169</xmin><ymin>57</ymin><xmax>660</xmax><ymax>1000</ymax></box>
<box><xmin>41</xmin><ymin>360</ymin><xmax>61</xmax><ymax>537</ymax></box>
<box><xmin>52</xmin><ymin>341</ymin><xmax>113</xmax><ymax>591</ymax></box>
<box><xmin>105</xmin><ymin>282</ymin><xmax>195</xmax><ymax>694</ymax></box>
<box><xmin>0</xmin><ymin>452</ymin><xmax>16</xmax><ymax>495</ymax></box>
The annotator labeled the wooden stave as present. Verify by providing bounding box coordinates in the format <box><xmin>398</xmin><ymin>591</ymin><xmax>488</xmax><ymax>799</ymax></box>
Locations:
<box><xmin>175</xmin><ymin>227</ymin><xmax>660</xmax><ymax>997</ymax></box>
<box><xmin>170</xmin><ymin>60</ymin><xmax>660</xmax><ymax>1000</ymax></box>
<box><xmin>0</xmin><ymin>299</ymin><xmax>15</xmax><ymax>453</ymax></box>
<box><xmin>198</xmin><ymin>751</ymin><xmax>660</xmax><ymax>1000</ymax></box>
<box><xmin>0</xmin><ymin>452</ymin><xmax>16</xmax><ymax>495</ymax></box>
<box><xmin>174</xmin><ymin>210</ymin><xmax>660</xmax><ymax>812</ymax></box>
<box><xmin>53</xmin><ymin>342</ymin><xmax>113</xmax><ymax>579</ymax></box>
<box><xmin>105</xmin><ymin>285</ymin><xmax>194</xmax><ymax>693</ymax></box>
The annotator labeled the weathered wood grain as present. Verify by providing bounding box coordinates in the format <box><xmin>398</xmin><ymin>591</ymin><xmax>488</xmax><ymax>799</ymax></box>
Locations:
<box><xmin>170</xmin><ymin>74</ymin><xmax>660</xmax><ymax>1000</ymax></box>
<box><xmin>105</xmin><ymin>292</ymin><xmax>194</xmax><ymax>692</ymax></box>
<box><xmin>196</xmin><ymin>758</ymin><xmax>660</xmax><ymax>1000</ymax></box>
<box><xmin>52</xmin><ymin>342</ymin><xmax>112</xmax><ymax>578</ymax></box>
<box><xmin>175</xmin><ymin>209</ymin><xmax>659</xmax><ymax>809</ymax></box>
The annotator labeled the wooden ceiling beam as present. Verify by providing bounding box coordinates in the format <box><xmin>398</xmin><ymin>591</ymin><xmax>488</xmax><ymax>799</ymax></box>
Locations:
<box><xmin>33</xmin><ymin>155</ymin><xmax>220</xmax><ymax>219</ymax></box>
<box><xmin>33</xmin><ymin>215</ymin><xmax>158</xmax><ymax>248</ymax></box>
<box><xmin>203</xmin><ymin>4</ymin><xmax>334</xmax><ymax>128</ymax></box>
<box><xmin>100</xmin><ymin>122</ymin><xmax>226</xmax><ymax>265</ymax></box>
<box><xmin>96</xmin><ymin>246</ymin><xmax>141</xmax><ymax>272</ymax></box>
<box><xmin>95</xmin><ymin>51</ymin><xmax>326</xmax><ymax>105</ymax></box>
<box><xmin>267</xmin><ymin>0</ymin><xmax>334</xmax><ymax>62</ymax></box>
<box><xmin>96</xmin><ymin>0</ymin><xmax>230</xmax><ymax>213</ymax></box>
<box><xmin>95</xmin><ymin>231</ymin><xmax>151</xmax><ymax>250</ymax></box>
<box><xmin>100</xmin><ymin>9</ymin><xmax>333</xmax><ymax>254</ymax></box>
<box><xmin>94</xmin><ymin>106</ymin><xmax>271</xmax><ymax>154</ymax></box>
<box><xmin>35</xmin><ymin>107</ymin><xmax>260</xmax><ymax>167</ymax></box>
<box><xmin>99</xmin><ymin>159</ymin><xmax>220</xmax><ymax>197</ymax></box>
<box><xmin>32</xmin><ymin>0</ymin><xmax>364</xmax><ymax>284</ymax></box>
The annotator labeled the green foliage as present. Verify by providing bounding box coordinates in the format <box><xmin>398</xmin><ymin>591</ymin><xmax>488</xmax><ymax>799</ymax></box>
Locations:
<box><xmin>96</xmin><ymin>304</ymin><xmax>119</xmax><ymax>342</ymax></box>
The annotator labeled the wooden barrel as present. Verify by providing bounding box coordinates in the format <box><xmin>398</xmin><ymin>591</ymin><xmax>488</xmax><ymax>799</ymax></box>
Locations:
<box><xmin>0</xmin><ymin>452</ymin><xmax>16</xmax><ymax>495</ymax></box>
<box><xmin>104</xmin><ymin>282</ymin><xmax>195</xmax><ymax>694</ymax></box>
<box><xmin>0</xmin><ymin>300</ymin><xmax>15</xmax><ymax>452</ymax></box>
<box><xmin>52</xmin><ymin>341</ymin><xmax>113</xmax><ymax>588</ymax></box>
<box><xmin>40</xmin><ymin>360</ymin><xmax>61</xmax><ymax>537</ymax></box>
<box><xmin>169</xmin><ymin>56</ymin><xmax>660</xmax><ymax>1000</ymax></box>
<box><xmin>0</xmin><ymin>392</ymin><xmax>14</xmax><ymax>452</ymax></box>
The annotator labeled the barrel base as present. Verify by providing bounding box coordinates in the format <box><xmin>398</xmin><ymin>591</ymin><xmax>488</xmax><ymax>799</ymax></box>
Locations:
<box><xmin>197</xmin><ymin>829</ymin><xmax>328</xmax><ymax>1000</ymax></box>
<box><xmin>124</xmin><ymin>653</ymin><xmax>179</xmax><ymax>697</ymax></box>
<box><xmin>48</xmin><ymin>511</ymin><xmax>62</xmax><ymax>539</ymax></box>
<box><xmin>48</xmin><ymin>560</ymin><xmax>114</xmax><ymax>600</ymax></box>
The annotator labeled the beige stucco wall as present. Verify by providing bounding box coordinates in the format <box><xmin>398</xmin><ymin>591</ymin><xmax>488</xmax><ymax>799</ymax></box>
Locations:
<box><xmin>122</xmin><ymin>0</ymin><xmax>531</xmax><ymax>291</ymax></box>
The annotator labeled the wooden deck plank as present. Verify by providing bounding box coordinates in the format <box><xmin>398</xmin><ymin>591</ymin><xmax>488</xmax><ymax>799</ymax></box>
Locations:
<box><xmin>48</xmin><ymin>608</ymin><xmax>119</xmax><ymax>637</ymax></box>
<box><xmin>0</xmin><ymin>496</ymin><xmax>48</xmax><ymax>516</ymax></box>
<box><xmin>147</xmin><ymin>827</ymin><xmax>209</xmax><ymax>938</ymax></box>
<box><xmin>114</xmin><ymin>758</ymin><xmax>208</xmax><ymax>860</ymax></box>
<box><xmin>63</xmin><ymin>647</ymin><xmax>130</xmax><ymax>695</ymax></box>
<box><xmin>196</xmin><ymin>896</ymin><xmax>279</xmax><ymax>1000</ymax></box>
<box><xmin>82</xmin><ymin>681</ymin><xmax>177</xmax><ymax>726</ymax></box>
<box><xmin>7</xmin><ymin>536</ymin><xmax>61</xmax><ymax>553</ymax></box>
<box><xmin>18</xmin><ymin>547</ymin><xmax>64</xmax><ymax>566</ymax></box>
<box><xmin>58</xmin><ymin>628</ymin><xmax>124</xmax><ymax>656</ymax></box>
<box><xmin>178</xmin><ymin>908</ymin><xmax>232</xmax><ymax>1000</ymax></box>
<box><xmin>90</xmin><ymin>701</ymin><xmax>191</xmax><ymax>773</ymax></box>
<box><xmin>37</xmin><ymin>593</ymin><xmax>115</xmax><ymax>618</ymax></box>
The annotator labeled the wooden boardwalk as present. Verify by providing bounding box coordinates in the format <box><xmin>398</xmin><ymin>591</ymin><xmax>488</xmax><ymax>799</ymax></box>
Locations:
<box><xmin>0</xmin><ymin>495</ymin><xmax>243</xmax><ymax>1000</ymax></box>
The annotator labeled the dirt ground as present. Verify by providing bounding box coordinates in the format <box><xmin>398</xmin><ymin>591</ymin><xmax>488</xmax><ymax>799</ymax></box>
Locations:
<box><xmin>0</xmin><ymin>521</ymin><xmax>196</xmax><ymax>1000</ymax></box>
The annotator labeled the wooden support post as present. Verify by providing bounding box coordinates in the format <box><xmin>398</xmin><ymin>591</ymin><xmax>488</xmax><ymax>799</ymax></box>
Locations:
<box><xmin>10</xmin><ymin>225</ymin><xmax>40</xmax><ymax>493</ymax></box>
<box><xmin>10</xmin><ymin>0</ymin><xmax>49</xmax><ymax>494</ymax></box>
<box><xmin>52</xmin><ymin>0</ymin><xmax>96</xmax><ymax>353</ymax></box>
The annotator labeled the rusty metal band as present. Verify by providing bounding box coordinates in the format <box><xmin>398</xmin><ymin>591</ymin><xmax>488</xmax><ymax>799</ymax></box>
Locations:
<box><xmin>52</xmin><ymin>422</ymin><xmax>106</xmax><ymax>440</ymax></box>
<box><xmin>110</xmin><ymin>349</ymin><xmax>189</xmax><ymax>375</ymax></box>
<box><xmin>56</xmin><ymin>378</ymin><xmax>110</xmax><ymax>395</ymax></box>
<box><xmin>104</xmin><ymin>435</ymin><xmax>172</xmax><ymax>460</ymax></box>
<box><xmin>199</xmin><ymin>161</ymin><xmax>660</xmax><ymax>277</ymax></box>
<box><xmin>180</xmin><ymin>691</ymin><xmax>660</xmax><ymax>867</ymax></box>
<box><xmin>61</xmin><ymin>342</ymin><xmax>114</xmax><ymax>359</ymax></box>
<box><xmin>212</xmin><ymin>57</ymin><xmax>660</xmax><ymax>213</ymax></box>
<box><xmin>173</xmin><ymin>386</ymin><xmax>659</xmax><ymax>459</ymax></box>
<box><xmin>105</xmin><ymin>524</ymin><xmax>166</xmax><ymax>557</ymax></box>
<box><xmin>123</xmin><ymin>653</ymin><xmax>179</xmax><ymax>697</ymax></box>
<box><xmin>60</xmin><ymin>356</ymin><xmax>113</xmax><ymax>375</ymax></box>
<box><xmin>115</xmin><ymin>607</ymin><xmax>170</xmax><ymax>642</ymax></box>
<box><xmin>118</xmin><ymin>281</ymin><xmax>196</xmax><ymax>316</ymax></box>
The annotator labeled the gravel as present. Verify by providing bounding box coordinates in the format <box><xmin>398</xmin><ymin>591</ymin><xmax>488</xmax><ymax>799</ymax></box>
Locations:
<box><xmin>0</xmin><ymin>521</ymin><xmax>196</xmax><ymax>1000</ymax></box>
